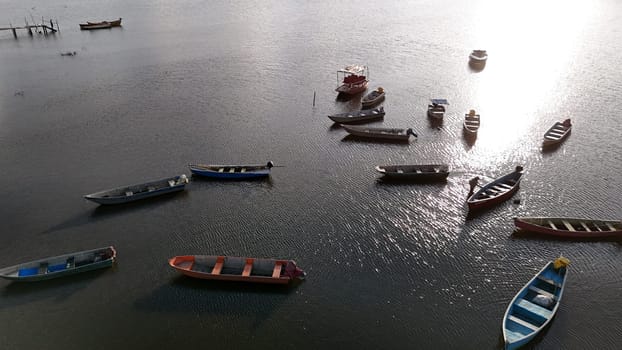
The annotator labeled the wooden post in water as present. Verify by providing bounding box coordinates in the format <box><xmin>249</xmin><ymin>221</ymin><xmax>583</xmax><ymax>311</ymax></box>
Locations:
<box><xmin>313</xmin><ymin>91</ymin><xmax>316</xmax><ymax>107</ymax></box>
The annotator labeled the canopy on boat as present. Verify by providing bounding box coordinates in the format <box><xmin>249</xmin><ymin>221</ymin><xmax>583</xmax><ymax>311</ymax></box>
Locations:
<box><xmin>338</xmin><ymin>65</ymin><xmax>367</xmax><ymax>74</ymax></box>
<box><xmin>430</xmin><ymin>98</ymin><xmax>449</xmax><ymax>105</ymax></box>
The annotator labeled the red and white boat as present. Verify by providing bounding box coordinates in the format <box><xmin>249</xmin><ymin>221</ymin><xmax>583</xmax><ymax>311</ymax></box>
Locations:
<box><xmin>335</xmin><ymin>65</ymin><xmax>369</xmax><ymax>95</ymax></box>
<box><xmin>514</xmin><ymin>217</ymin><xmax>622</xmax><ymax>239</ymax></box>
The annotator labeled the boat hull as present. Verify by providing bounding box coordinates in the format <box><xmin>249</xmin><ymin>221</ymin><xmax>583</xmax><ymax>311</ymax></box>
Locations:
<box><xmin>328</xmin><ymin>107</ymin><xmax>385</xmax><ymax>124</ymax></box>
<box><xmin>84</xmin><ymin>175</ymin><xmax>188</xmax><ymax>205</ymax></box>
<box><xmin>467</xmin><ymin>168</ymin><xmax>523</xmax><ymax>211</ymax></box>
<box><xmin>376</xmin><ymin>164</ymin><xmax>449</xmax><ymax>181</ymax></box>
<box><xmin>169</xmin><ymin>255</ymin><xmax>305</xmax><ymax>285</ymax></box>
<box><xmin>514</xmin><ymin>217</ymin><xmax>622</xmax><ymax>239</ymax></box>
<box><xmin>0</xmin><ymin>247</ymin><xmax>116</xmax><ymax>282</ymax></box>
<box><xmin>188</xmin><ymin>163</ymin><xmax>272</xmax><ymax>179</ymax></box>
<box><xmin>542</xmin><ymin>119</ymin><xmax>571</xmax><ymax>147</ymax></box>
<box><xmin>342</xmin><ymin>125</ymin><xmax>414</xmax><ymax>142</ymax></box>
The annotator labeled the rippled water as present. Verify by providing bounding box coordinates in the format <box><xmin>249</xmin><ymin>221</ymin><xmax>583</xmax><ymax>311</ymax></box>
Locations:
<box><xmin>1</xmin><ymin>0</ymin><xmax>622</xmax><ymax>349</ymax></box>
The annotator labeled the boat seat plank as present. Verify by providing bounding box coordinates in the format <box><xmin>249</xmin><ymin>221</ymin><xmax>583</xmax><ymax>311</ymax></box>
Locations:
<box><xmin>561</xmin><ymin>220</ymin><xmax>576</xmax><ymax>231</ymax></box>
<box><xmin>211</xmin><ymin>257</ymin><xmax>224</xmax><ymax>275</ymax></box>
<box><xmin>272</xmin><ymin>262</ymin><xmax>283</xmax><ymax>278</ymax></box>
<box><xmin>242</xmin><ymin>259</ymin><xmax>253</xmax><ymax>277</ymax></box>
<box><xmin>508</xmin><ymin>315</ymin><xmax>539</xmax><ymax>331</ymax></box>
<box><xmin>593</xmin><ymin>223</ymin><xmax>603</xmax><ymax>231</ymax></box>
<box><xmin>536</xmin><ymin>275</ymin><xmax>561</xmax><ymax>288</ymax></box>
<box><xmin>529</xmin><ymin>285</ymin><xmax>556</xmax><ymax>299</ymax></box>
<box><xmin>605</xmin><ymin>223</ymin><xmax>616</xmax><ymax>231</ymax></box>
<box><xmin>497</xmin><ymin>183</ymin><xmax>513</xmax><ymax>189</ymax></box>
<box><xmin>579</xmin><ymin>222</ymin><xmax>591</xmax><ymax>232</ymax></box>
<box><xmin>516</xmin><ymin>299</ymin><xmax>553</xmax><ymax>319</ymax></box>
<box><xmin>218</xmin><ymin>168</ymin><xmax>224</xmax><ymax>172</ymax></box>
<box><xmin>547</xmin><ymin>220</ymin><xmax>557</xmax><ymax>230</ymax></box>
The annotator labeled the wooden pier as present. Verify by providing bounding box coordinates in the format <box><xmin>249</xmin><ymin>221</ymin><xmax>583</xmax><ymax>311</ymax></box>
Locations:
<box><xmin>0</xmin><ymin>18</ymin><xmax>59</xmax><ymax>39</ymax></box>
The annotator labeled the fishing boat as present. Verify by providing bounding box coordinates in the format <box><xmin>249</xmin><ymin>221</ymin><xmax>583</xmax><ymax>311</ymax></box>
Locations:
<box><xmin>341</xmin><ymin>125</ymin><xmax>417</xmax><ymax>142</ymax></box>
<box><xmin>79</xmin><ymin>22</ymin><xmax>112</xmax><ymax>30</ymax></box>
<box><xmin>463</xmin><ymin>109</ymin><xmax>480</xmax><ymax>136</ymax></box>
<box><xmin>0</xmin><ymin>246</ymin><xmax>116</xmax><ymax>282</ymax></box>
<box><xmin>503</xmin><ymin>257</ymin><xmax>569</xmax><ymax>350</ymax></box>
<box><xmin>84</xmin><ymin>174</ymin><xmax>189</xmax><ymax>205</ymax></box>
<box><xmin>168</xmin><ymin>255</ymin><xmax>305</xmax><ymax>285</ymax></box>
<box><xmin>467</xmin><ymin>166</ymin><xmax>524</xmax><ymax>211</ymax></box>
<box><xmin>188</xmin><ymin>161</ymin><xmax>274</xmax><ymax>179</ymax></box>
<box><xmin>427</xmin><ymin>99</ymin><xmax>449</xmax><ymax>120</ymax></box>
<box><xmin>469</xmin><ymin>49</ymin><xmax>488</xmax><ymax>68</ymax></box>
<box><xmin>542</xmin><ymin>119</ymin><xmax>571</xmax><ymax>148</ymax></box>
<box><xmin>361</xmin><ymin>87</ymin><xmax>385</xmax><ymax>108</ymax></box>
<box><xmin>80</xmin><ymin>18</ymin><xmax>122</xmax><ymax>30</ymax></box>
<box><xmin>375</xmin><ymin>164</ymin><xmax>449</xmax><ymax>181</ymax></box>
<box><xmin>335</xmin><ymin>65</ymin><xmax>369</xmax><ymax>95</ymax></box>
<box><xmin>514</xmin><ymin>217</ymin><xmax>622</xmax><ymax>239</ymax></box>
<box><xmin>328</xmin><ymin>107</ymin><xmax>385</xmax><ymax>124</ymax></box>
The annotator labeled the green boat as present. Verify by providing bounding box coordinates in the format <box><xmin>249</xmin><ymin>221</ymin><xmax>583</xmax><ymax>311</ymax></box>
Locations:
<box><xmin>0</xmin><ymin>246</ymin><xmax>116</xmax><ymax>282</ymax></box>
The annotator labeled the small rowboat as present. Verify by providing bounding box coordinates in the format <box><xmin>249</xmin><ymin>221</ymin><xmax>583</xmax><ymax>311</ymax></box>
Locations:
<box><xmin>503</xmin><ymin>257</ymin><xmax>569</xmax><ymax>350</ymax></box>
<box><xmin>427</xmin><ymin>99</ymin><xmax>448</xmax><ymax>120</ymax></box>
<box><xmin>341</xmin><ymin>125</ymin><xmax>417</xmax><ymax>142</ymax></box>
<box><xmin>463</xmin><ymin>109</ymin><xmax>480</xmax><ymax>136</ymax></box>
<box><xmin>328</xmin><ymin>107</ymin><xmax>385</xmax><ymax>124</ymax></box>
<box><xmin>84</xmin><ymin>174</ymin><xmax>189</xmax><ymax>205</ymax></box>
<box><xmin>542</xmin><ymin>119</ymin><xmax>571</xmax><ymax>147</ymax></box>
<box><xmin>375</xmin><ymin>164</ymin><xmax>449</xmax><ymax>181</ymax></box>
<box><xmin>514</xmin><ymin>217</ymin><xmax>622</xmax><ymax>239</ymax></box>
<box><xmin>188</xmin><ymin>161</ymin><xmax>274</xmax><ymax>179</ymax></box>
<box><xmin>467</xmin><ymin>166</ymin><xmax>524</xmax><ymax>211</ymax></box>
<box><xmin>469</xmin><ymin>49</ymin><xmax>488</xmax><ymax>68</ymax></box>
<box><xmin>168</xmin><ymin>255</ymin><xmax>305</xmax><ymax>285</ymax></box>
<box><xmin>0</xmin><ymin>246</ymin><xmax>116</xmax><ymax>282</ymax></box>
<box><xmin>80</xmin><ymin>18</ymin><xmax>122</xmax><ymax>30</ymax></box>
<box><xmin>361</xmin><ymin>87</ymin><xmax>385</xmax><ymax>108</ymax></box>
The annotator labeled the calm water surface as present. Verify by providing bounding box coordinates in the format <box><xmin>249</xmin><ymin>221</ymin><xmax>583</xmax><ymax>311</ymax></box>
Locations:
<box><xmin>1</xmin><ymin>0</ymin><xmax>622</xmax><ymax>349</ymax></box>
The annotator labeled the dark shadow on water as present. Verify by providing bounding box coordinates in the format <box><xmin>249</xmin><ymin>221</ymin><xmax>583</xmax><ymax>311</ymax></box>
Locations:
<box><xmin>465</xmin><ymin>201</ymin><xmax>520</xmax><ymax>221</ymax></box>
<box><xmin>134</xmin><ymin>276</ymin><xmax>301</xmax><ymax>328</ymax></box>
<box><xmin>189</xmin><ymin>174</ymin><xmax>274</xmax><ymax>187</ymax></box>
<box><xmin>540</xmin><ymin>143</ymin><xmax>564</xmax><ymax>155</ymax></box>
<box><xmin>427</xmin><ymin>116</ymin><xmax>443</xmax><ymax>129</ymax></box>
<box><xmin>512</xmin><ymin>229</ymin><xmax>622</xmax><ymax>243</ymax></box>
<box><xmin>41</xmin><ymin>191</ymin><xmax>190</xmax><ymax>234</ymax></box>
<box><xmin>0</xmin><ymin>269</ymin><xmax>110</xmax><ymax>310</ymax></box>
<box><xmin>341</xmin><ymin>134</ymin><xmax>411</xmax><ymax>144</ymax></box>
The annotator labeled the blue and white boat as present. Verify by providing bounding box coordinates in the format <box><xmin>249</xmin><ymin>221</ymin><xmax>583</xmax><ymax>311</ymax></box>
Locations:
<box><xmin>502</xmin><ymin>257</ymin><xmax>569</xmax><ymax>350</ymax></box>
<box><xmin>188</xmin><ymin>161</ymin><xmax>275</xmax><ymax>179</ymax></box>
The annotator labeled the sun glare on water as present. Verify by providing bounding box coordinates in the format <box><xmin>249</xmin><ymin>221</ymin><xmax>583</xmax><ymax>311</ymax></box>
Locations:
<box><xmin>468</xmin><ymin>0</ymin><xmax>594</xmax><ymax>151</ymax></box>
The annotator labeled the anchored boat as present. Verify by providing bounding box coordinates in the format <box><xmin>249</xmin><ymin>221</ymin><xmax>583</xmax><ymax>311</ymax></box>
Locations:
<box><xmin>335</xmin><ymin>65</ymin><xmax>369</xmax><ymax>95</ymax></box>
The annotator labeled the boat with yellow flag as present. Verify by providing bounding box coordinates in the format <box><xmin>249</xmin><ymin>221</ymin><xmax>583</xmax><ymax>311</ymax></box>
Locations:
<box><xmin>502</xmin><ymin>257</ymin><xmax>569</xmax><ymax>350</ymax></box>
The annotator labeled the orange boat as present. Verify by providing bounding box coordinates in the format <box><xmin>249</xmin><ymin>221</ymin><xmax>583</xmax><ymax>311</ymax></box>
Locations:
<box><xmin>168</xmin><ymin>255</ymin><xmax>305</xmax><ymax>284</ymax></box>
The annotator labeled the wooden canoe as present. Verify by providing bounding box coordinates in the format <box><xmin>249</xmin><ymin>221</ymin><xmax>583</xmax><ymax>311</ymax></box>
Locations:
<box><xmin>503</xmin><ymin>258</ymin><xmax>569</xmax><ymax>350</ymax></box>
<box><xmin>361</xmin><ymin>87</ymin><xmax>385</xmax><ymax>108</ymax></box>
<box><xmin>375</xmin><ymin>164</ymin><xmax>449</xmax><ymax>181</ymax></box>
<box><xmin>168</xmin><ymin>255</ymin><xmax>305</xmax><ymax>284</ymax></box>
<box><xmin>188</xmin><ymin>161</ymin><xmax>274</xmax><ymax>179</ymax></box>
<box><xmin>328</xmin><ymin>107</ymin><xmax>385</xmax><ymax>124</ymax></box>
<box><xmin>0</xmin><ymin>246</ymin><xmax>116</xmax><ymax>282</ymax></box>
<box><xmin>463</xmin><ymin>110</ymin><xmax>480</xmax><ymax>136</ymax></box>
<box><xmin>542</xmin><ymin>119</ymin><xmax>571</xmax><ymax>147</ymax></box>
<box><xmin>467</xmin><ymin>166</ymin><xmax>524</xmax><ymax>210</ymax></box>
<box><xmin>79</xmin><ymin>22</ymin><xmax>112</xmax><ymax>30</ymax></box>
<box><xmin>341</xmin><ymin>125</ymin><xmax>417</xmax><ymax>142</ymax></box>
<box><xmin>84</xmin><ymin>174</ymin><xmax>189</xmax><ymax>205</ymax></box>
<box><xmin>514</xmin><ymin>217</ymin><xmax>622</xmax><ymax>239</ymax></box>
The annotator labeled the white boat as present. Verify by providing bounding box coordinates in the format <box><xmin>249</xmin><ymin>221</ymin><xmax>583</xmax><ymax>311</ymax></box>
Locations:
<box><xmin>542</xmin><ymin>119</ymin><xmax>571</xmax><ymax>147</ymax></box>
<box><xmin>335</xmin><ymin>65</ymin><xmax>369</xmax><ymax>95</ymax></box>
<box><xmin>361</xmin><ymin>87</ymin><xmax>385</xmax><ymax>108</ymax></box>
<box><xmin>375</xmin><ymin>164</ymin><xmax>449</xmax><ymax>181</ymax></box>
